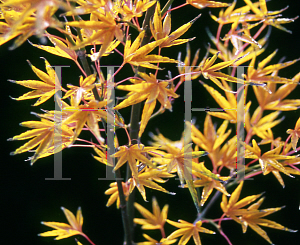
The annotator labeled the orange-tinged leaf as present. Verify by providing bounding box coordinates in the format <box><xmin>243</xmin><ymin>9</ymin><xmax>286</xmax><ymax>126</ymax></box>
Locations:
<box><xmin>187</xmin><ymin>0</ymin><xmax>230</xmax><ymax>9</ymax></box>
<box><xmin>9</xmin><ymin>116</ymin><xmax>74</xmax><ymax>165</ymax></box>
<box><xmin>167</xmin><ymin>219</ymin><xmax>215</xmax><ymax>245</ymax></box>
<box><xmin>287</xmin><ymin>117</ymin><xmax>300</xmax><ymax>152</ymax></box>
<box><xmin>28</xmin><ymin>35</ymin><xmax>77</xmax><ymax>61</ymax></box>
<box><xmin>134</xmin><ymin>197</ymin><xmax>169</xmax><ymax>230</ymax></box>
<box><xmin>124</xmin><ymin>32</ymin><xmax>177</xmax><ymax>69</ymax></box>
<box><xmin>39</xmin><ymin>207</ymin><xmax>86</xmax><ymax>241</ymax></box>
<box><xmin>221</xmin><ymin>181</ymin><xmax>297</xmax><ymax>244</ymax></box>
<box><xmin>61</xmin><ymin>207</ymin><xmax>83</xmax><ymax>232</ymax></box>
<box><xmin>139</xmin><ymin>98</ymin><xmax>157</xmax><ymax>138</ymax></box>
<box><xmin>115</xmin><ymin>72</ymin><xmax>178</xmax><ymax>137</ymax></box>
<box><xmin>228</xmin><ymin>181</ymin><xmax>244</xmax><ymax>208</ymax></box>
<box><xmin>10</xmin><ymin>59</ymin><xmax>60</xmax><ymax>106</ymax></box>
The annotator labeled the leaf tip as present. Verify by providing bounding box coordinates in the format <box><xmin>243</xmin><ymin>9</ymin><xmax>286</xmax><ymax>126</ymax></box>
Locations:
<box><xmin>191</xmin><ymin>13</ymin><xmax>202</xmax><ymax>24</ymax></box>
<box><xmin>288</xmin><ymin>229</ymin><xmax>298</xmax><ymax>233</ymax></box>
<box><xmin>26</xmin><ymin>60</ymin><xmax>32</xmax><ymax>67</ymax></box>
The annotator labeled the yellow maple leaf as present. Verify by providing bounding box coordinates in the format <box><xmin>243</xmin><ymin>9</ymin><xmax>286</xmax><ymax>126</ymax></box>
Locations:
<box><xmin>63</xmin><ymin>100</ymin><xmax>108</xmax><ymax>144</ymax></box>
<box><xmin>134</xmin><ymin>197</ymin><xmax>169</xmax><ymax>231</ymax></box>
<box><xmin>128</xmin><ymin>167</ymin><xmax>175</xmax><ymax>201</ymax></box>
<box><xmin>187</xmin><ymin>162</ymin><xmax>230</xmax><ymax>206</ymax></box>
<box><xmin>123</xmin><ymin>30</ymin><xmax>178</xmax><ymax>69</ymax></box>
<box><xmin>63</xmin><ymin>74</ymin><xmax>97</xmax><ymax>107</ymax></box>
<box><xmin>149</xmin><ymin>142</ymin><xmax>208</xmax><ymax>212</ymax></box>
<box><xmin>118</xmin><ymin>0</ymin><xmax>156</xmax><ymax>21</ymax></box>
<box><xmin>221</xmin><ymin>17</ymin><xmax>262</xmax><ymax>55</ymax></box>
<box><xmin>137</xmin><ymin>233</ymin><xmax>177</xmax><ymax>245</ymax></box>
<box><xmin>187</xmin><ymin>0</ymin><xmax>229</xmax><ymax>9</ymax></box>
<box><xmin>221</xmin><ymin>181</ymin><xmax>297</xmax><ymax>244</ymax></box>
<box><xmin>39</xmin><ymin>207</ymin><xmax>95</xmax><ymax>244</ymax></box>
<box><xmin>191</xmin><ymin>114</ymin><xmax>232</xmax><ymax>153</ymax></box>
<box><xmin>28</xmin><ymin>32</ymin><xmax>77</xmax><ymax>61</ymax></box>
<box><xmin>287</xmin><ymin>117</ymin><xmax>300</xmax><ymax>152</ymax></box>
<box><xmin>67</xmin><ymin>10</ymin><xmax>124</xmax><ymax>59</ymax></box>
<box><xmin>243</xmin><ymin>0</ymin><xmax>298</xmax><ymax>33</ymax></box>
<box><xmin>253</xmin><ymin>72</ymin><xmax>300</xmax><ymax>111</ymax></box>
<box><xmin>150</xmin><ymin>1</ymin><xmax>200</xmax><ymax>48</ymax></box>
<box><xmin>245</xmin><ymin>109</ymin><xmax>284</xmax><ymax>140</ymax></box>
<box><xmin>210</xmin><ymin>0</ymin><xmax>261</xmax><ymax>25</ymax></box>
<box><xmin>8</xmin><ymin>116</ymin><xmax>74</xmax><ymax>165</ymax></box>
<box><xmin>115</xmin><ymin>72</ymin><xmax>179</xmax><ymax>137</ymax></box>
<box><xmin>206</xmin><ymin>26</ymin><xmax>267</xmax><ymax>65</ymax></box>
<box><xmin>199</xmin><ymin>52</ymin><xmax>246</xmax><ymax>92</ymax></box>
<box><xmin>0</xmin><ymin>0</ymin><xmax>69</xmax><ymax>49</ymax></box>
<box><xmin>244</xmin><ymin>139</ymin><xmax>297</xmax><ymax>178</ymax></box>
<box><xmin>245</xmin><ymin>50</ymin><xmax>300</xmax><ymax>89</ymax></box>
<box><xmin>201</xmin><ymin>80</ymin><xmax>251</xmax><ymax>123</ymax></box>
<box><xmin>9</xmin><ymin>59</ymin><xmax>61</xmax><ymax>106</ymax></box>
<box><xmin>167</xmin><ymin>219</ymin><xmax>215</xmax><ymax>245</ymax></box>
<box><xmin>111</xmin><ymin>144</ymin><xmax>157</xmax><ymax>190</ymax></box>
<box><xmin>105</xmin><ymin>181</ymin><xmax>130</xmax><ymax>208</ymax></box>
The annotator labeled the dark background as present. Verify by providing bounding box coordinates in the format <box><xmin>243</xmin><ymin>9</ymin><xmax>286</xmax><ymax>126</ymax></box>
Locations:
<box><xmin>1</xmin><ymin>0</ymin><xmax>300</xmax><ymax>244</ymax></box>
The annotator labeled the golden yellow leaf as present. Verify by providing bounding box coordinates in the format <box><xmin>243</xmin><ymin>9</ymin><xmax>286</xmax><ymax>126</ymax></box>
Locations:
<box><xmin>39</xmin><ymin>207</ymin><xmax>85</xmax><ymax>240</ymax></box>
<box><xmin>123</xmin><ymin>30</ymin><xmax>178</xmax><ymax>69</ymax></box>
<box><xmin>9</xmin><ymin>59</ymin><xmax>60</xmax><ymax>106</ymax></box>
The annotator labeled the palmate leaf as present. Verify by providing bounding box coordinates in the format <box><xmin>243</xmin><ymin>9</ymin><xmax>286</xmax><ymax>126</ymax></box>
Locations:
<box><xmin>129</xmin><ymin>167</ymin><xmax>175</xmax><ymax>201</ymax></box>
<box><xmin>149</xmin><ymin>129</ymin><xmax>211</xmax><ymax>212</ymax></box>
<box><xmin>245</xmin><ymin>50</ymin><xmax>300</xmax><ymax>87</ymax></box>
<box><xmin>252</xmin><ymin>72</ymin><xmax>300</xmax><ymax>111</ymax></box>
<box><xmin>287</xmin><ymin>117</ymin><xmax>300</xmax><ymax>152</ymax></box>
<box><xmin>39</xmin><ymin>207</ymin><xmax>85</xmax><ymax>240</ymax></box>
<box><xmin>118</xmin><ymin>0</ymin><xmax>156</xmax><ymax>21</ymax></box>
<box><xmin>63</xmin><ymin>100</ymin><xmax>108</xmax><ymax>143</ymax></box>
<box><xmin>150</xmin><ymin>1</ymin><xmax>200</xmax><ymax>48</ymax></box>
<box><xmin>200</xmin><ymin>52</ymin><xmax>248</xmax><ymax>92</ymax></box>
<box><xmin>111</xmin><ymin>144</ymin><xmax>157</xmax><ymax>191</ymax></box>
<box><xmin>221</xmin><ymin>181</ymin><xmax>297</xmax><ymax>244</ymax></box>
<box><xmin>137</xmin><ymin>233</ymin><xmax>177</xmax><ymax>245</ymax></box>
<box><xmin>187</xmin><ymin>0</ymin><xmax>229</xmax><ymax>9</ymax></box>
<box><xmin>123</xmin><ymin>30</ymin><xmax>178</xmax><ymax>69</ymax></box>
<box><xmin>209</xmin><ymin>0</ymin><xmax>262</xmax><ymax>25</ymax></box>
<box><xmin>0</xmin><ymin>0</ymin><xmax>68</xmax><ymax>49</ymax></box>
<box><xmin>63</xmin><ymin>74</ymin><xmax>97</xmax><ymax>106</ymax></box>
<box><xmin>191</xmin><ymin>114</ymin><xmax>232</xmax><ymax>153</ymax></box>
<box><xmin>150</xmin><ymin>142</ymin><xmax>207</xmax><ymax>212</ymax></box>
<box><xmin>115</xmin><ymin>72</ymin><xmax>179</xmax><ymax>137</ymax></box>
<box><xmin>243</xmin><ymin>0</ymin><xmax>298</xmax><ymax>33</ymax></box>
<box><xmin>9</xmin><ymin>59</ymin><xmax>60</xmax><ymax>106</ymax></box>
<box><xmin>167</xmin><ymin>219</ymin><xmax>215</xmax><ymax>245</ymax></box>
<box><xmin>8</xmin><ymin>117</ymin><xmax>74</xmax><ymax>165</ymax></box>
<box><xmin>105</xmin><ymin>181</ymin><xmax>130</xmax><ymax>208</ymax></box>
<box><xmin>134</xmin><ymin>196</ymin><xmax>169</xmax><ymax>230</ymax></box>
<box><xmin>244</xmin><ymin>138</ymin><xmax>297</xmax><ymax>179</ymax></box>
<box><xmin>187</xmin><ymin>162</ymin><xmax>230</xmax><ymax>206</ymax></box>
<box><xmin>28</xmin><ymin>32</ymin><xmax>77</xmax><ymax>61</ymax></box>
<box><xmin>67</xmin><ymin>10</ymin><xmax>124</xmax><ymax>59</ymax></box>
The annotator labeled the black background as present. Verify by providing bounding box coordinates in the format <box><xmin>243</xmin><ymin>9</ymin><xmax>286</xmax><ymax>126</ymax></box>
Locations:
<box><xmin>1</xmin><ymin>0</ymin><xmax>300</xmax><ymax>244</ymax></box>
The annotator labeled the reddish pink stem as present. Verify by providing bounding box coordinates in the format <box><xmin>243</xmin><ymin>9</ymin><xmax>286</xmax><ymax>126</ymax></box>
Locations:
<box><xmin>162</xmin><ymin>3</ymin><xmax>188</xmax><ymax>19</ymax></box>
<box><xmin>216</xmin><ymin>23</ymin><xmax>223</xmax><ymax>52</ymax></box>
<box><xmin>220</xmin><ymin>229</ymin><xmax>233</xmax><ymax>245</ymax></box>
<box><xmin>82</xmin><ymin>233</ymin><xmax>96</xmax><ymax>245</ymax></box>
<box><xmin>235</xmin><ymin>23</ymin><xmax>267</xmax><ymax>58</ymax></box>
